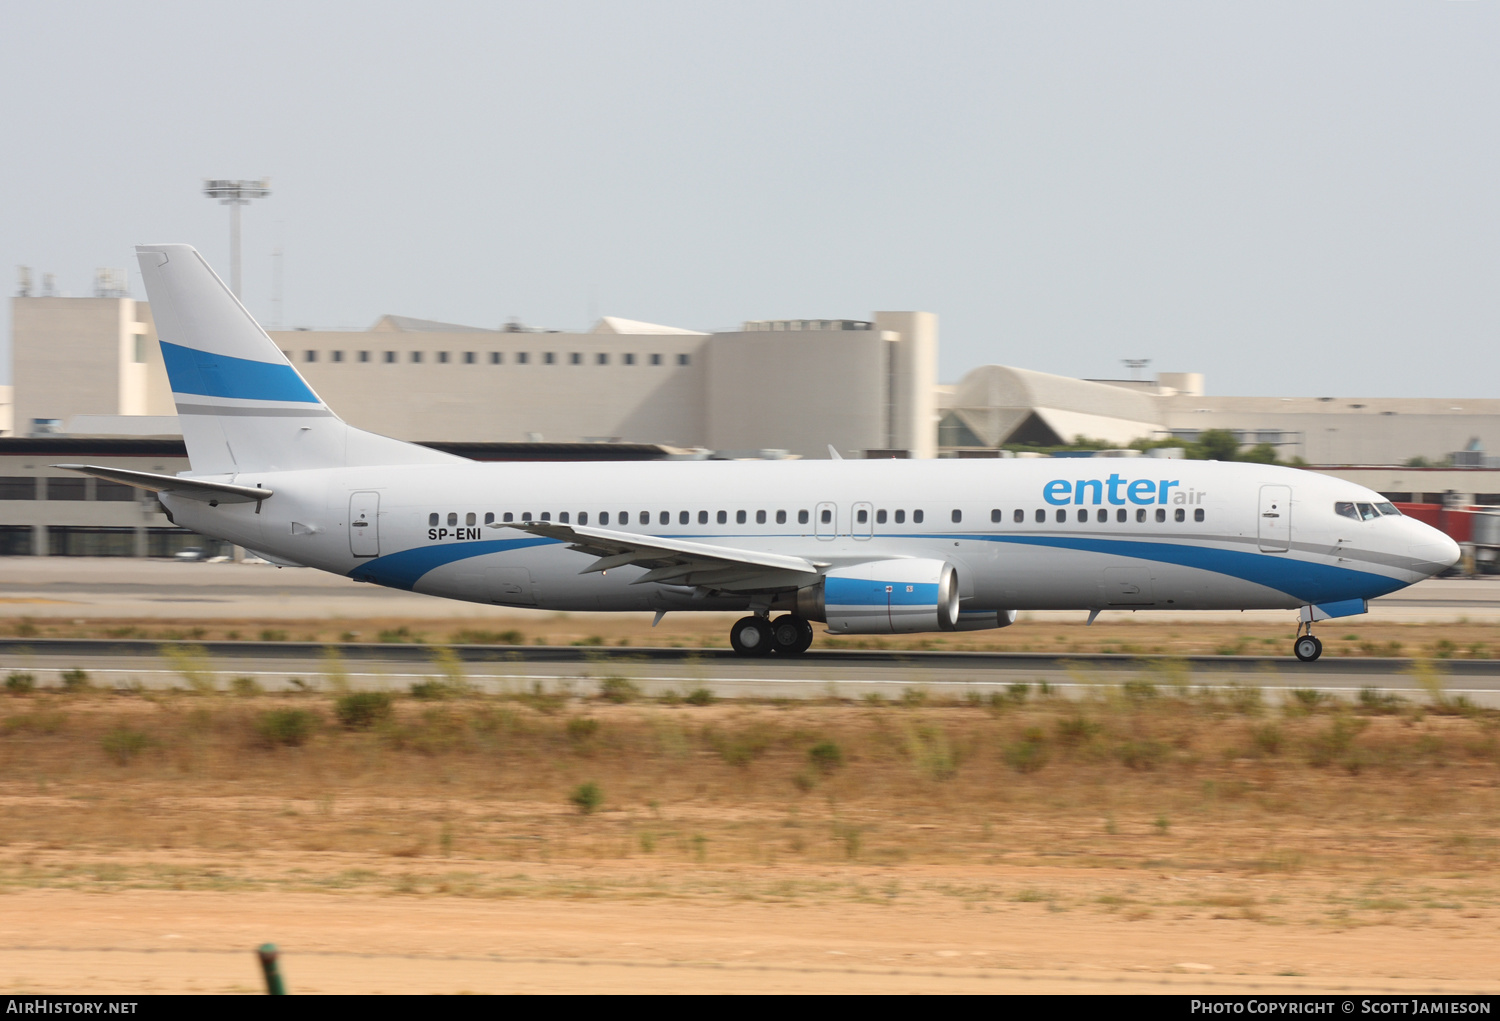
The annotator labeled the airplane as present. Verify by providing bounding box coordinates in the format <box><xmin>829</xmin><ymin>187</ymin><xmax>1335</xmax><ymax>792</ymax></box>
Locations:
<box><xmin>56</xmin><ymin>245</ymin><xmax>1460</xmax><ymax>663</ymax></box>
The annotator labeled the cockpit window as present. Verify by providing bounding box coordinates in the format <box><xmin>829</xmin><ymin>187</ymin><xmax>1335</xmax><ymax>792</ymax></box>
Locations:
<box><xmin>1356</xmin><ymin>503</ymin><xmax>1378</xmax><ymax>521</ymax></box>
<box><xmin>1374</xmin><ymin>501</ymin><xmax>1400</xmax><ymax>516</ymax></box>
<box><xmin>1334</xmin><ymin>501</ymin><xmax>1359</xmax><ymax>520</ymax></box>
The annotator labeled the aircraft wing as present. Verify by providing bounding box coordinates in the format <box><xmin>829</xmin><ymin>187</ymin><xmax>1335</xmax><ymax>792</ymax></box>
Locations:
<box><xmin>51</xmin><ymin>464</ymin><xmax>272</xmax><ymax>504</ymax></box>
<box><xmin>491</xmin><ymin>520</ymin><xmax>825</xmax><ymax>593</ymax></box>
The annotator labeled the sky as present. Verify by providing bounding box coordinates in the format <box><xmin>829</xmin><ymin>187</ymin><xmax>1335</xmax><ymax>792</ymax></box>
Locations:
<box><xmin>1</xmin><ymin>1</ymin><xmax>1497</xmax><ymax>395</ymax></box>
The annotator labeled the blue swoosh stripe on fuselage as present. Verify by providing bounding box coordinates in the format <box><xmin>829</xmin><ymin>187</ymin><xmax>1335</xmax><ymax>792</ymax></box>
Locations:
<box><xmin>973</xmin><ymin>535</ymin><xmax>1403</xmax><ymax>604</ymax></box>
<box><xmin>160</xmin><ymin>341</ymin><xmax>320</xmax><ymax>404</ymax></box>
<box><xmin>350</xmin><ymin>538</ymin><xmax>557</xmax><ymax>591</ymax></box>
<box><xmin>347</xmin><ymin>533</ymin><xmax>1402</xmax><ymax>605</ymax></box>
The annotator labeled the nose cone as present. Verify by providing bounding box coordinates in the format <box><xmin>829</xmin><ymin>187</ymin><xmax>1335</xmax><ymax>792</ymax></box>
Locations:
<box><xmin>1409</xmin><ymin>528</ymin><xmax>1461</xmax><ymax>576</ymax></box>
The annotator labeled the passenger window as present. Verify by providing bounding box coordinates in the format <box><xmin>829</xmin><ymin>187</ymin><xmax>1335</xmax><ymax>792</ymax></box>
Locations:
<box><xmin>736</xmin><ymin>510</ymin><xmax>747</xmax><ymax>524</ymax></box>
<box><xmin>640</xmin><ymin>510</ymin><xmax>650</xmax><ymax>525</ymax></box>
<box><xmin>1036</xmin><ymin>509</ymin><xmax>1045</xmax><ymax>523</ymax></box>
<box><xmin>699</xmin><ymin>511</ymin><xmax>709</xmax><ymax>524</ymax></box>
<box><xmin>1116</xmin><ymin>508</ymin><xmax>1126</xmax><ymax>523</ymax></box>
<box><xmin>1077</xmin><ymin>509</ymin><xmax>1088</xmax><ymax>523</ymax></box>
<box><xmin>447</xmin><ymin>512</ymin><xmax>457</xmax><ymax>526</ymax></box>
<box><xmin>1374</xmin><ymin>502</ymin><xmax>1400</xmax><ymax>516</ymax></box>
<box><xmin>1174</xmin><ymin>508</ymin><xmax>1184</xmax><ymax>522</ymax></box>
<box><xmin>798</xmin><ymin>510</ymin><xmax>809</xmax><ymax>525</ymax></box>
<box><xmin>1194</xmin><ymin>508</ymin><xmax>1205</xmax><ymax>522</ymax></box>
<box><xmin>1155</xmin><ymin>508</ymin><xmax>1166</xmax><ymax>523</ymax></box>
<box><xmin>756</xmin><ymin>510</ymin><xmax>766</xmax><ymax>524</ymax></box>
<box><xmin>1013</xmin><ymin>509</ymin><xmax>1023</xmax><ymax>524</ymax></box>
<box><xmin>428</xmin><ymin>513</ymin><xmax>438</xmax><ymax>527</ymax></box>
<box><xmin>857</xmin><ymin>508</ymin><xmax>868</xmax><ymax>524</ymax></box>
<box><xmin>466</xmin><ymin>512</ymin><xmax>476</xmax><ymax>526</ymax></box>
<box><xmin>913</xmin><ymin>510</ymin><xmax>924</xmax><ymax>524</ymax></box>
<box><xmin>619</xmin><ymin>511</ymin><xmax>628</xmax><ymax>524</ymax></box>
<box><xmin>951</xmin><ymin>509</ymin><xmax>962</xmax><ymax>523</ymax></box>
<box><xmin>579</xmin><ymin>512</ymin><xmax>588</xmax><ymax>525</ymax></box>
<box><xmin>559</xmin><ymin>512</ymin><xmax>569</xmax><ymax>524</ymax></box>
<box><xmin>1055</xmin><ymin>509</ymin><xmax>1066</xmax><ymax>523</ymax></box>
<box><xmin>1335</xmin><ymin>502</ymin><xmax>1359</xmax><ymax>520</ymax></box>
<box><xmin>1357</xmin><ymin>503</ymin><xmax>1378</xmax><ymax>521</ymax></box>
<box><xmin>820</xmin><ymin>509</ymin><xmax>832</xmax><ymax>524</ymax></box>
<box><xmin>484</xmin><ymin>512</ymin><xmax>494</xmax><ymax>525</ymax></box>
<box><xmin>600</xmin><ymin>512</ymin><xmax>609</xmax><ymax>525</ymax></box>
<box><xmin>1136</xmin><ymin>508</ymin><xmax>1146</xmax><ymax>523</ymax></box>
<box><xmin>660</xmin><ymin>511</ymin><xmax>670</xmax><ymax>525</ymax></box>
<box><xmin>1096</xmin><ymin>509</ymin><xmax>1107</xmax><ymax>523</ymax></box>
<box><xmin>680</xmin><ymin>511</ymin><xmax>689</xmax><ymax>525</ymax></box>
<box><xmin>503</xmin><ymin>512</ymin><xmax>514</xmax><ymax>523</ymax></box>
<box><xmin>895</xmin><ymin>510</ymin><xmax>906</xmax><ymax>524</ymax></box>
<box><xmin>716</xmin><ymin>510</ymin><xmax>727</xmax><ymax>525</ymax></box>
<box><xmin>990</xmin><ymin>509</ymin><xmax>1001</xmax><ymax>523</ymax></box>
<box><xmin>541</xmin><ymin>512</ymin><xmax>551</xmax><ymax>522</ymax></box>
<box><xmin>877</xmin><ymin>509</ymin><xmax>887</xmax><ymax>524</ymax></box>
<box><xmin>776</xmin><ymin>510</ymin><xmax>786</xmax><ymax>524</ymax></box>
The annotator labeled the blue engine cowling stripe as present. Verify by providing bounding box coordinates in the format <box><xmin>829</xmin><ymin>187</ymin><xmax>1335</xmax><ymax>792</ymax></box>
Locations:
<box><xmin>825</xmin><ymin>578</ymin><xmax>940</xmax><ymax>607</ymax></box>
<box><xmin>160</xmin><ymin>341</ymin><xmax>320</xmax><ymax>404</ymax></box>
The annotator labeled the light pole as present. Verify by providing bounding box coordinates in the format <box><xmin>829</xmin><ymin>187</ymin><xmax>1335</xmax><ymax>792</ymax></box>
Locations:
<box><xmin>203</xmin><ymin>178</ymin><xmax>271</xmax><ymax>299</ymax></box>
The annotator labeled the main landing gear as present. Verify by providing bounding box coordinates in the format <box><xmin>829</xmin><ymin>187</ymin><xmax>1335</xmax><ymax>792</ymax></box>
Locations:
<box><xmin>730</xmin><ymin>614</ymin><xmax>814</xmax><ymax>657</ymax></box>
<box><xmin>1293</xmin><ymin>621</ymin><xmax>1323</xmax><ymax>662</ymax></box>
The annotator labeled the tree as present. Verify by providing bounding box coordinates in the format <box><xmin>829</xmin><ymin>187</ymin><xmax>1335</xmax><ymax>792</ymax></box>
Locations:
<box><xmin>1195</xmin><ymin>429</ymin><xmax>1241</xmax><ymax>462</ymax></box>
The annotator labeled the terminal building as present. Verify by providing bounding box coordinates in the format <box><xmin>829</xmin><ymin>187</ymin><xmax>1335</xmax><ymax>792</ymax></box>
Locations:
<box><xmin>5</xmin><ymin>290</ymin><xmax>1500</xmax><ymax>558</ymax></box>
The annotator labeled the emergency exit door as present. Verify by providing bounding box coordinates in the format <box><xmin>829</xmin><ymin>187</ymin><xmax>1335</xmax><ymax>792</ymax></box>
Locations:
<box><xmin>1258</xmin><ymin>485</ymin><xmax>1290</xmax><ymax>552</ymax></box>
<box><xmin>349</xmin><ymin>492</ymin><xmax>380</xmax><ymax>557</ymax></box>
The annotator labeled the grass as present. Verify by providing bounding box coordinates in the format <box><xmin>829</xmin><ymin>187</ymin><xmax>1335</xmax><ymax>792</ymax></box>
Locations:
<box><xmin>334</xmin><ymin>692</ymin><xmax>393</xmax><ymax>730</ymax></box>
<box><xmin>0</xmin><ymin>685</ymin><xmax>1498</xmax><ymax>894</ymax></box>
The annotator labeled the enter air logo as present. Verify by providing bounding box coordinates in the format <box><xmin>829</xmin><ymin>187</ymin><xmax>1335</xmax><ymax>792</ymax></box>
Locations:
<box><xmin>1043</xmin><ymin>474</ymin><xmax>1201</xmax><ymax>506</ymax></box>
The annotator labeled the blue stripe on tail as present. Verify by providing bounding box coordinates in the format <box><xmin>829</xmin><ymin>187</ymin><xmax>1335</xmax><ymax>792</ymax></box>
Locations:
<box><xmin>160</xmin><ymin>341</ymin><xmax>319</xmax><ymax>403</ymax></box>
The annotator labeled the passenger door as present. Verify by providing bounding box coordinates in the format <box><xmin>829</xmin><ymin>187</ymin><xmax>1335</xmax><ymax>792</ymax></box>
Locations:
<box><xmin>348</xmin><ymin>491</ymin><xmax>380</xmax><ymax>558</ymax></box>
<box><xmin>1258</xmin><ymin>485</ymin><xmax>1291</xmax><ymax>552</ymax></box>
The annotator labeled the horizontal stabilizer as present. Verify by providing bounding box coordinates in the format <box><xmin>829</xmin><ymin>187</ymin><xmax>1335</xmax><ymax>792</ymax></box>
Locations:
<box><xmin>51</xmin><ymin>464</ymin><xmax>272</xmax><ymax>504</ymax></box>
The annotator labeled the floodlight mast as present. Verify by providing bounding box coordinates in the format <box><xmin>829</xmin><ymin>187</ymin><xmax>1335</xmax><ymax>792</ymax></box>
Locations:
<box><xmin>202</xmin><ymin>178</ymin><xmax>271</xmax><ymax>299</ymax></box>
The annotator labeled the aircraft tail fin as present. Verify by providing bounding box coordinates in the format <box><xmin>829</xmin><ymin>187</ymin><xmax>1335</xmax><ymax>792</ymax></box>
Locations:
<box><xmin>135</xmin><ymin>244</ymin><xmax>461</xmax><ymax>474</ymax></box>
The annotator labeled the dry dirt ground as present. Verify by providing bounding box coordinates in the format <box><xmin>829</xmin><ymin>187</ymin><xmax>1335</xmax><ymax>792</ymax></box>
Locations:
<box><xmin>8</xmin><ymin>612</ymin><xmax>1500</xmax><ymax>661</ymax></box>
<box><xmin>1</xmin><ymin>688</ymin><xmax>1498</xmax><ymax>994</ymax></box>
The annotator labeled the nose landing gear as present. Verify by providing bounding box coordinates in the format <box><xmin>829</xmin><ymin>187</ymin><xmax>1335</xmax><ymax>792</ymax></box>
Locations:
<box><xmin>1293</xmin><ymin>622</ymin><xmax>1323</xmax><ymax>662</ymax></box>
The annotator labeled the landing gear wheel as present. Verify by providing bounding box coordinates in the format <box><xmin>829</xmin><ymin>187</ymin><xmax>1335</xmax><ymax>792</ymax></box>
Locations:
<box><xmin>730</xmin><ymin>615</ymin><xmax>774</xmax><ymax>657</ymax></box>
<box><xmin>769</xmin><ymin>615</ymin><xmax>815</xmax><ymax>655</ymax></box>
<box><xmin>1294</xmin><ymin>635</ymin><xmax>1323</xmax><ymax>662</ymax></box>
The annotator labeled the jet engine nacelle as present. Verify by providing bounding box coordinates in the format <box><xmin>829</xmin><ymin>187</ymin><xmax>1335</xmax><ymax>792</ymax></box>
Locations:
<box><xmin>811</xmin><ymin>558</ymin><xmax>960</xmax><ymax>635</ymax></box>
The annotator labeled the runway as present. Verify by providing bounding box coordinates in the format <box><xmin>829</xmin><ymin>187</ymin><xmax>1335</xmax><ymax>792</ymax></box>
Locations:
<box><xmin>4</xmin><ymin>637</ymin><xmax>1498</xmax><ymax>705</ymax></box>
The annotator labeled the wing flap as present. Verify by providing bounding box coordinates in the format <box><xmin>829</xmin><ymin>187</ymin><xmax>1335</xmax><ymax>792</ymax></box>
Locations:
<box><xmin>490</xmin><ymin>520</ymin><xmax>824</xmax><ymax>591</ymax></box>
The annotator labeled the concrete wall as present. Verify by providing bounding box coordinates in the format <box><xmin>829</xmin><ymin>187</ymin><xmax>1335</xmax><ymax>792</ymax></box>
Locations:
<box><xmin>1160</xmin><ymin>395</ymin><xmax>1500</xmax><ymax>465</ymax></box>
<box><xmin>276</xmin><ymin>330</ymin><xmax>710</xmax><ymax>445</ymax></box>
<box><xmin>13</xmin><ymin>299</ymin><xmax>939</xmax><ymax>455</ymax></box>
<box><xmin>10</xmin><ymin>298</ymin><xmax>168</xmax><ymax>431</ymax></box>
<box><xmin>875</xmin><ymin>311</ymin><xmax>938</xmax><ymax>459</ymax></box>
<box><xmin>704</xmin><ymin>328</ymin><xmax>891</xmax><ymax>458</ymax></box>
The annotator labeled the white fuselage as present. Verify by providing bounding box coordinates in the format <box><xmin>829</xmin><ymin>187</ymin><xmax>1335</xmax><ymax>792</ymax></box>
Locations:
<box><xmin>160</xmin><ymin>456</ymin><xmax>1457</xmax><ymax>623</ymax></box>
